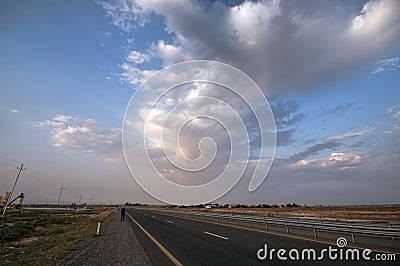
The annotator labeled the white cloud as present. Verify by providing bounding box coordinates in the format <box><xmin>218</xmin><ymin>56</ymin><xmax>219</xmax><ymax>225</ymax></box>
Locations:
<box><xmin>33</xmin><ymin>115</ymin><xmax>122</xmax><ymax>163</ymax></box>
<box><xmin>292</xmin><ymin>152</ymin><xmax>364</xmax><ymax>170</ymax></box>
<box><xmin>9</xmin><ymin>109</ymin><xmax>18</xmax><ymax>113</ymax></box>
<box><xmin>126</xmin><ymin>50</ymin><xmax>150</xmax><ymax>64</ymax></box>
<box><xmin>97</xmin><ymin>0</ymin><xmax>146</xmax><ymax>32</ymax></box>
<box><xmin>120</xmin><ymin>62</ymin><xmax>156</xmax><ymax>85</ymax></box>
<box><xmin>383</xmin><ymin>107</ymin><xmax>400</xmax><ymax>134</ymax></box>
<box><xmin>384</xmin><ymin>106</ymin><xmax>395</xmax><ymax>114</ymax></box>
<box><xmin>327</xmin><ymin>127</ymin><xmax>375</xmax><ymax>141</ymax></box>
<box><xmin>384</xmin><ymin>124</ymin><xmax>400</xmax><ymax>134</ymax></box>
<box><xmin>150</xmin><ymin>40</ymin><xmax>192</xmax><ymax>66</ymax></box>
<box><xmin>372</xmin><ymin>57</ymin><xmax>400</xmax><ymax>74</ymax></box>
<box><xmin>101</xmin><ymin>0</ymin><xmax>400</xmax><ymax>96</ymax></box>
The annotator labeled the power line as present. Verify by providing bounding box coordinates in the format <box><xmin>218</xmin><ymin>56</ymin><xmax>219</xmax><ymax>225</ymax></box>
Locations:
<box><xmin>0</xmin><ymin>155</ymin><xmax>20</xmax><ymax>165</ymax></box>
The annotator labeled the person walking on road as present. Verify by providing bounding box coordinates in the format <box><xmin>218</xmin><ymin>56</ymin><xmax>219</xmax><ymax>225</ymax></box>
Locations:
<box><xmin>121</xmin><ymin>207</ymin><xmax>126</xmax><ymax>221</ymax></box>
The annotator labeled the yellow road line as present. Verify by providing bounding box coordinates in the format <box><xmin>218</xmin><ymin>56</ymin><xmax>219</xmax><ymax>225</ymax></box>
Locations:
<box><xmin>126</xmin><ymin>212</ymin><xmax>183</xmax><ymax>266</ymax></box>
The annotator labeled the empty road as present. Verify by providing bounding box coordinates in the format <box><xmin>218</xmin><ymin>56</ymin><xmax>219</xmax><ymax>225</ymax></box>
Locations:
<box><xmin>126</xmin><ymin>209</ymin><xmax>397</xmax><ymax>265</ymax></box>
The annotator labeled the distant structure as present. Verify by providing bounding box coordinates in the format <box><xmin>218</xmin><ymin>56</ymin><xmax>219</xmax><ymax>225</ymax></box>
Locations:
<box><xmin>7</xmin><ymin>192</ymin><xmax>25</xmax><ymax>209</ymax></box>
<box><xmin>15</xmin><ymin>193</ymin><xmax>25</xmax><ymax>209</ymax></box>
<box><xmin>0</xmin><ymin>192</ymin><xmax>11</xmax><ymax>207</ymax></box>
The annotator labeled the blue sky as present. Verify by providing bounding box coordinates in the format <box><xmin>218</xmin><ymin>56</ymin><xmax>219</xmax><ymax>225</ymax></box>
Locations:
<box><xmin>1</xmin><ymin>0</ymin><xmax>399</xmax><ymax>205</ymax></box>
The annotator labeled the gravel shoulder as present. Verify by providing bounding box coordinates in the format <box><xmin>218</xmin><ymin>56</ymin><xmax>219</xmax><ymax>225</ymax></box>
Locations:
<box><xmin>51</xmin><ymin>210</ymin><xmax>152</xmax><ymax>266</ymax></box>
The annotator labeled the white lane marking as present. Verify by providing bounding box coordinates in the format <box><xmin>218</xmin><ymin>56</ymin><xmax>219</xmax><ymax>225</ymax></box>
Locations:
<box><xmin>167</xmin><ymin>220</ymin><xmax>174</xmax><ymax>224</ymax></box>
<box><xmin>204</xmin><ymin>231</ymin><xmax>229</xmax><ymax>240</ymax></box>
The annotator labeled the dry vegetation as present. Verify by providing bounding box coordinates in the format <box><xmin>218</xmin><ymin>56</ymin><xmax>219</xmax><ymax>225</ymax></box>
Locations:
<box><xmin>0</xmin><ymin>207</ymin><xmax>114</xmax><ymax>265</ymax></box>
<box><xmin>158</xmin><ymin>205</ymin><xmax>400</xmax><ymax>225</ymax></box>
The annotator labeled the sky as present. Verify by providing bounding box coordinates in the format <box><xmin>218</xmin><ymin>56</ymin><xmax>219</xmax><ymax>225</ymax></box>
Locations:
<box><xmin>0</xmin><ymin>0</ymin><xmax>399</xmax><ymax>206</ymax></box>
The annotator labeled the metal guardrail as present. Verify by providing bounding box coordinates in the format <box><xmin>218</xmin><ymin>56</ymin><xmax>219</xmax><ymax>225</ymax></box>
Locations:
<box><xmin>141</xmin><ymin>209</ymin><xmax>400</xmax><ymax>244</ymax></box>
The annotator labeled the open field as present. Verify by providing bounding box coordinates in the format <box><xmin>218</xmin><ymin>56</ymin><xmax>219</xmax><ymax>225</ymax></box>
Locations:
<box><xmin>0</xmin><ymin>207</ymin><xmax>114</xmax><ymax>265</ymax></box>
<box><xmin>156</xmin><ymin>205</ymin><xmax>400</xmax><ymax>225</ymax></box>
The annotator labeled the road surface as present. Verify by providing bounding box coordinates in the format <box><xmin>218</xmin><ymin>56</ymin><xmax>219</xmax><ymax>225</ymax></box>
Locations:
<box><xmin>126</xmin><ymin>209</ymin><xmax>397</xmax><ymax>265</ymax></box>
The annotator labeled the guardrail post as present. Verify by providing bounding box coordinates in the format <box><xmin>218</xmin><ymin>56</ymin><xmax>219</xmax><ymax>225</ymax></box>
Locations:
<box><xmin>286</xmin><ymin>225</ymin><xmax>289</xmax><ymax>234</ymax></box>
<box><xmin>389</xmin><ymin>224</ymin><xmax>395</xmax><ymax>240</ymax></box>
<box><xmin>266</xmin><ymin>223</ymin><xmax>268</xmax><ymax>231</ymax></box>
<box><xmin>351</xmin><ymin>233</ymin><xmax>356</xmax><ymax>244</ymax></box>
<box><xmin>313</xmin><ymin>229</ymin><xmax>317</xmax><ymax>238</ymax></box>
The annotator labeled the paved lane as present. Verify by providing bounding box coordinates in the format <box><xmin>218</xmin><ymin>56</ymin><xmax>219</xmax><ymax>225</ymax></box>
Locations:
<box><xmin>127</xmin><ymin>209</ymin><xmax>397</xmax><ymax>265</ymax></box>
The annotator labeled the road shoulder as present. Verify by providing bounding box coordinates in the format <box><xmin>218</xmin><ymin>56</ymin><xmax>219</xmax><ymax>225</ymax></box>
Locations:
<box><xmin>51</xmin><ymin>210</ymin><xmax>152</xmax><ymax>266</ymax></box>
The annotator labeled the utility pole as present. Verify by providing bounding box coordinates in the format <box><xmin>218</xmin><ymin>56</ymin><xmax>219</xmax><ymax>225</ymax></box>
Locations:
<box><xmin>57</xmin><ymin>186</ymin><xmax>65</xmax><ymax>208</ymax></box>
<box><xmin>2</xmin><ymin>163</ymin><xmax>26</xmax><ymax>217</ymax></box>
<box><xmin>90</xmin><ymin>198</ymin><xmax>93</xmax><ymax>206</ymax></box>
<box><xmin>77</xmin><ymin>195</ymin><xmax>82</xmax><ymax>212</ymax></box>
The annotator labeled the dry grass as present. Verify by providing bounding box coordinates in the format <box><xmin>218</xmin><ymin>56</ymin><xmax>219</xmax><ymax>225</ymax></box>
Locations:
<box><xmin>0</xmin><ymin>207</ymin><xmax>114</xmax><ymax>265</ymax></box>
<box><xmin>158</xmin><ymin>205</ymin><xmax>400</xmax><ymax>224</ymax></box>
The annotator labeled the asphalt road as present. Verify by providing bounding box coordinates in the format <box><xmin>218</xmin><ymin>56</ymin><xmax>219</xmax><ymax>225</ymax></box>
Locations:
<box><xmin>126</xmin><ymin>209</ymin><xmax>398</xmax><ymax>266</ymax></box>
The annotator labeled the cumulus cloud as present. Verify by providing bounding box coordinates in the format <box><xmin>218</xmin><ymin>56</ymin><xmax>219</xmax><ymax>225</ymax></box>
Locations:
<box><xmin>33</xmin><ymin>115</ymin><xmax>122</xmax><ymax>162</ymax></box>
<box><xmin>9</xmin><ymin>109</ymin><xmax>19</xmax><ymax>113</ymax></box>
<box><xmin>101</xmin><ymin>0</ymin><xmax>400</xmax><ymax>95</ymax></box>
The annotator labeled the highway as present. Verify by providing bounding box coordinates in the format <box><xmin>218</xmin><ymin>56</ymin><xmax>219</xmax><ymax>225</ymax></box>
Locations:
<box><xmin>126</xmin><ymin>209</ymin><xmax>397</xmax><ymax>265</ymax></box>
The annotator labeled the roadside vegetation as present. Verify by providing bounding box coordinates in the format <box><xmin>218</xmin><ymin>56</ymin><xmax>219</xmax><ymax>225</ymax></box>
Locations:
<box><xmin>0</xmin><ymin>207</ymin><xmax>113</xmax><ymax>265</ymax></box>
